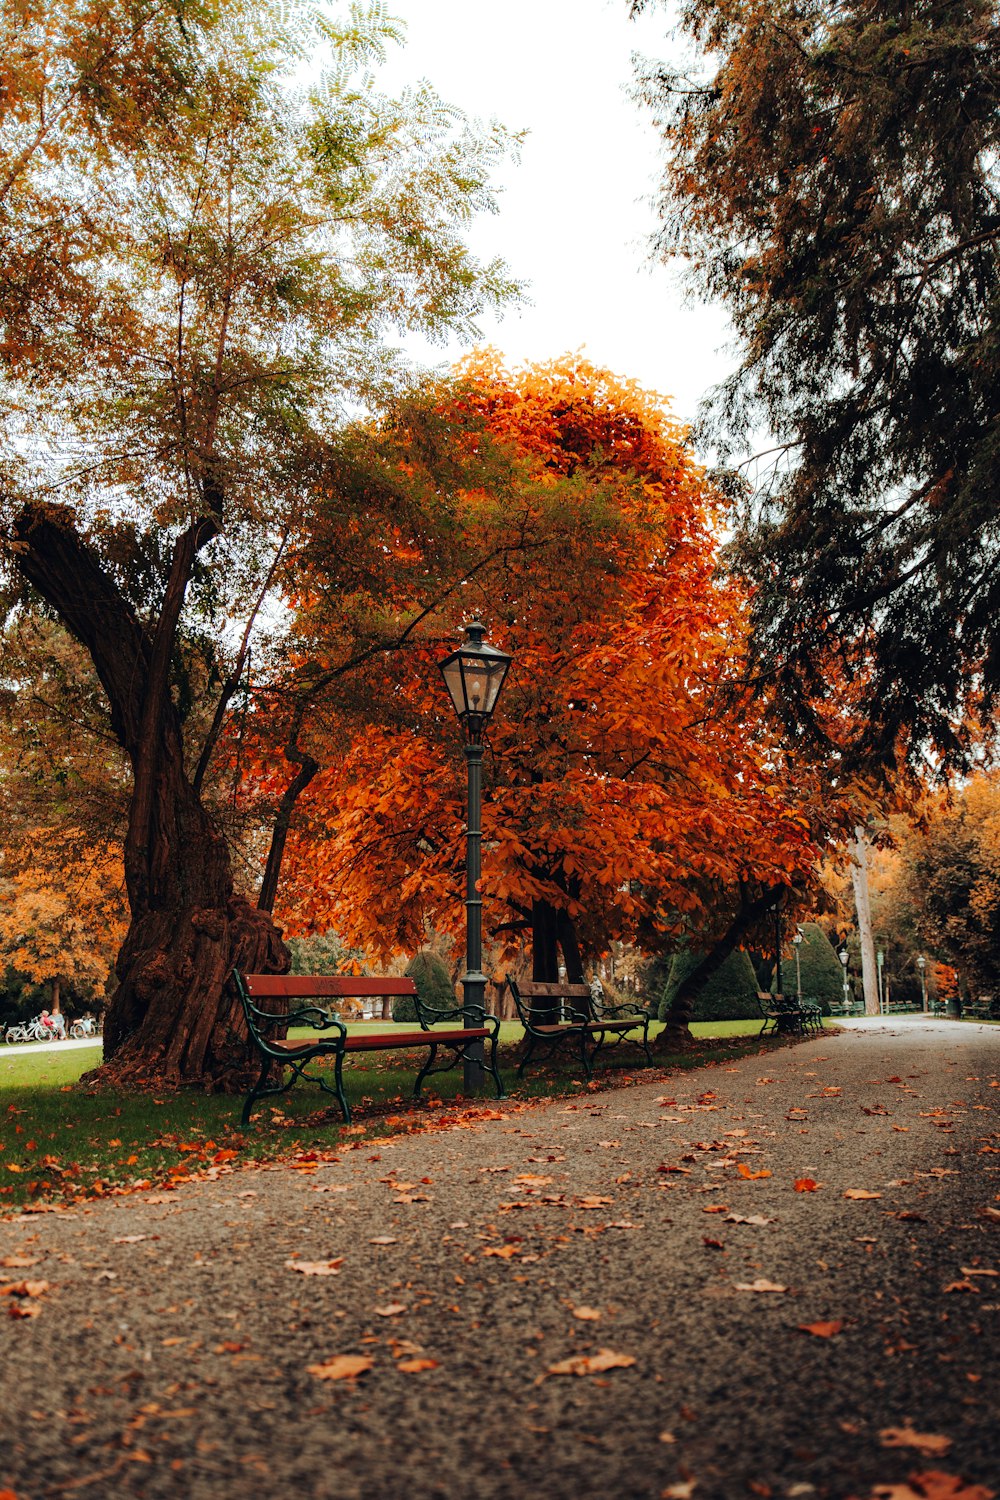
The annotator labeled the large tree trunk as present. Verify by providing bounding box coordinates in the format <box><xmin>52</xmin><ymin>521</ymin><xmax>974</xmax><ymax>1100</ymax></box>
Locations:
<box><xmin>850</xmin><ymin>828</ymin><xmax>880</xmax><ymax>1016</ymax></box>
<box><xmin>13</xmin><ymin>502</ymin><xmax>289</xmax><ymax>1090</ymax></box>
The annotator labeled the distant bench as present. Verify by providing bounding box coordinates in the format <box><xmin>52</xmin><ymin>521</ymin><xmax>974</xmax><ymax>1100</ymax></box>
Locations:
<box><xmin>505</xmin><ymin>976</ymin><xmax>654</xmax><ymax>1079</ymax></box>
<box><xmin>755</xmin><ymin>991</ymin><xmax>823</xmax><ymax>1037</ymax></box>
<box><xmin>234</xmin><ymin>972</ymin><xmax>504</xmax><ymax>1125</ymax></box>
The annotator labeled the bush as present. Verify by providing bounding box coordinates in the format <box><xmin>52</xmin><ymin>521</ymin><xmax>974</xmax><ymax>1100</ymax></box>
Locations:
<box><xmin>660</xmin><ymin>947</ymin><xmax>760</xmax><ymax>1021</ymax></box>
<box><xmin>771</xmin><ymin>922</ymin><xmax>843</xmax><ymax>1014</ymax></box>
<box><xmin>394</xmin><ymin>951</ymin><xmax>456</xmax><ymax>1022</ymax></box>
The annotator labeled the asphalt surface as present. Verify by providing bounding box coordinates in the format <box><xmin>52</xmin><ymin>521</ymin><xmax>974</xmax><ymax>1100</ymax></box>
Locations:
<box><xmin>1</xmin><ymin>1017</ymin><xmax>997</xmax><ymax>1500</ymax></box>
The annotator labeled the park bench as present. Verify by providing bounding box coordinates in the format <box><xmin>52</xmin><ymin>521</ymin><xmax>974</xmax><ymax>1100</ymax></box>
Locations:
<box><xmin>505</xmin><ymin>975</ymin><xmax>654</xmax><ymax>1079</ymax></box>
<box><xmin>755</xmin><ymin>991</ymin><xmax>823</xmax><ymax>1038</ymax></box>
<box><xmin>233</xmin><ymin>972</ymin><xmax>504</xmax><ymax>1126</ymax></box>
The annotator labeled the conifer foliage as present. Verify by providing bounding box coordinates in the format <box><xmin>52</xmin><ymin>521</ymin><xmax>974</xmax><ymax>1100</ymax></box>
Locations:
<box><xmin>632</xmin><ymin>0</ymin><xmax>1000</xmax><ymax>769</ymax></box>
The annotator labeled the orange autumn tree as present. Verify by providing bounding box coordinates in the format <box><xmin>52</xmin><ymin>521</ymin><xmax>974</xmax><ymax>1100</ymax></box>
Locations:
<box><xmin>264</xmin><ymin>356</ymin><xmax>852</xmax><ymax>1034</ymax></box>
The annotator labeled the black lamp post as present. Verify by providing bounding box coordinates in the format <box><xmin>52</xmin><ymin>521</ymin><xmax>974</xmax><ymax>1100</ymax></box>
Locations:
<box><xmin>792</xmin><ymin>927</ymin><xmax>804</xmax><ymax>998</ymax></box>
<box><xmin>438</xmin><ymin>620</ymin><xmax>511</xmax><ymax>1093</ymax></box>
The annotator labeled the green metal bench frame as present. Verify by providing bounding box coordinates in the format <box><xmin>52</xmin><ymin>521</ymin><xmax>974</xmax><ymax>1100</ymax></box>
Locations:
<box><xmin>755</xmin><ymin>991</ymin><xmax>823</xmax><ymax>1038</ymax></box>
<box><xmin>505</xmin><ymin>975</ymin><xmax>654</xmax><ymax>1079</ymax></box>
<box><xmin>234</xmin><ymin>972</ymin><xmax>504</xmax><ymax>1125</ymax></box>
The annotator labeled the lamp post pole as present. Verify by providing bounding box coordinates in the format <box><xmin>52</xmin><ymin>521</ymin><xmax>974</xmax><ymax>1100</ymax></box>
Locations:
<box><xmin>876</xmin><ymin>948</ymin><xmax>885</xmax><ymax>1015</ymax></box>
<box><xmin>437</xmin><ymin>619</ymin><xmax>512</xmax><ymax>1098</ymax></box>
<box><xmin>917</xmin><ymin>954</ymin><xmax>928</xmax><ymax>1013</ymax></box>
<box><xmin>839</xmin><ymin>947</ymin><xmax>850</xmax><ymax>1014</ymax></box>
<box><xmin>462</xmin><ymin>734</ymin><xmax>486</xmax><ymax>1094</ymax></box>
<box><xmin>792</xmin><ymin>928</ymin><xmax>803</xmax><ymax>998</ymax></box>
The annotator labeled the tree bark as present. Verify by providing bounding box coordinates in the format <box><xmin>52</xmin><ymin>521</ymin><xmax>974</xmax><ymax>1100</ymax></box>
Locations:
<box><xmin>12</xmin><ymin>502</ymin><xmax>289</xmax><ymax>1089</ymax></box>
<box><xmin>850</xmin><ymin>828</ymin><xmax>880</xmax><ymax>1016</ymax></box>
<box><xmin>655</xmin><ymin>884</ymin><xmax>786</xmax><ymax>1047</ymax></box>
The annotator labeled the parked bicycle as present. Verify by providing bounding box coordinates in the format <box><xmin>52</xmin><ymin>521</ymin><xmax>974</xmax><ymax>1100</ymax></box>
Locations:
<box><xmin>3</xmin><ymin>1012</ymin><xmax>66</xmax><ymax>1044</ymax></box>
<box><xmin>69</xmin><ymin>1016</ymin><xmax>98</xmax><ymax>1040</ymax></box>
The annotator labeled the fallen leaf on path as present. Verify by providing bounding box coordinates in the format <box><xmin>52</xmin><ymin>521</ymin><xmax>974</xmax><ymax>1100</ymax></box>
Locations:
<box><xmin>113</xmin><ymin>1235</ymin><xmax>147</xmax><ymax>1244</ymax></box>
<box><xmin>734</xmin><ymin>1278</ymin><xmax>787</xmax><ymax>1293</ymax></box>
<box><xmin>702</xmin><ymin>1205</ymin><xmax>729</xmax><ymax>1214</ymax></box>
<box><xmin>482</xmin><ymin>1245</ymin><xmax>518</xmax><ymax>1259</ymax></box>
<box><xmin>397</xmin><ymin>1358</ymin><xmax>438</xmax><ymax>1372</ymax></box>
<box><xmin>545</xmin><ymin>1348</ymin><xmax>635</xmax><ymax>1377</ymax></box>
<box><xmin>799</xmin><ymin>1320</ymin><xmax>843</xmax><ymax>1338</ymax></box>
<box><xmin>658</xmin><ymin>1431</ymin><xmax>676</xmax><ymax>1443</ymax></box>
<box><xmin>844</xmin><ymin>1189</ymin><xmax>882</xmax><ymax>1200</ymax></box>
<box><xmin>284</xmin><ymin>1259</ymin><xmax>344</xmax><ymax>1276</ymax></box>
<box><xmin>7</xmin><ymin>1301</ymin><xmax>42</xmax><ymax>1319</ymax></box>
<box><xmin>702</xmin><ymin>1237</ymin><xmax>725</xmax><ymax>1250</ymax></box>
<box><xmin>369</xmin><ymin>1236</ymin><xmax>397</xmax><ymax>1245</ymax></box>
<box><xmin>307</xmin><ymin>1355</ymin><xmax>374</xmax><ymax>1382</ymax></box>
<box><xmin>661</xmin><ymin>1482</ymin><xmax>697</xmax><ymax>1499</ymax></box>
<box><xmin>959</xmin><ymin>1267</ymin><xmax>997</xmax><ymax>1277</ymax></box>
<box><xmin>942</xmin><ymin>1280</ymin><xmax>979</xmax><ymax>1294</ymax></box>
<box><xmin>794</xmin><ymin>1178</ymin><xmax>820</xmax><ymax>1192</ymax></box>
<box><xmin>724</xmin><ymin>1213</ymin><xmax>774</xmax><ymax>1226</ymax></box>
<box><xmin>570</xmin><ymin>1305</ymin><xmax>602</xmax><ymax>1320</ymax></box>
<box><xmin>0</xmin><ymin>1280</ymin><xmax>48</xmax><ymax>1298</ymax></box>
<box><xmin>880</xmin><ymin>1428</ymin><xmax>953</xmax><ymax>1457</ymax></box>
<box><xmin>737</xmin><ymin>1165</ymin><xmax>772</xmax><ymax>1180</ymax></box>
<box><xmin>513</xmin><ymin>1174</ymin><xmax>553</xmax><ymax>1185</ymax></box>
<box><xmin>850</xmin><ymin>1472</ymin><xmax>995</xmax><ymax>1500</ymax></box>
<box><xmin>0</xmin><ymin>1255</ymin><xmax>39</xmax><ymax>1268</ymax></box>
<box><xmin>374</xmin><ymin>1303</ymin><xmax>407</xmax><ymax>1317</ymax></box>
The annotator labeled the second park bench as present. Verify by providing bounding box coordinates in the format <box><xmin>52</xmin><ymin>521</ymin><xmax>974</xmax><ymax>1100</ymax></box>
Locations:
<box><xmin>505</xmin><ymin>976</ymin><xmax>655</xmax><ymax>1080</ymax></box>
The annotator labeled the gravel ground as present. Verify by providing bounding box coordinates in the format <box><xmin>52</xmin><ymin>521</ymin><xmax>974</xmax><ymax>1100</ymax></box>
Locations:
<box><xmin>1</xmin><ymin>1017</ymin><xmax>997</xmax><ymax>1500</ymax></box>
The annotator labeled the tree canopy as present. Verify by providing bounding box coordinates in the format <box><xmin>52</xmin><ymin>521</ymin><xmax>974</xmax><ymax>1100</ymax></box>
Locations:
<box><xmin>264</xmin><ymin>355</ymin><xmax>858</xmax><ymax>1013</ymax></box>
<box><xmin>0</xmin><ymin>0</ymin><xmax>520</xmax><ymax>1086</ymax></box>
<box><xmin>632</xmin><ymin>0</ymin><xmax>1000</xmax><ymax>772</ymax></box>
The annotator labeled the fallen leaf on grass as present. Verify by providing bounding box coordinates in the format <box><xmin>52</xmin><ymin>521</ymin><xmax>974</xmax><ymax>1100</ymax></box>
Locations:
<box><xmin>880</xmin><ymin>1428</ymin><xmax>953</xmax><ymax>1457</ymax></box>
<box><xmin>794</xmin><ymin>1178</ymin><xmax>820</xmax><ymax>1192</ymax></box>
<box><xmin>307</xmin><ymin>1355</ymin><xmax>374</xmax><ymax>1382</ymax></box>
<box><xmin>799</xmin><ymin>1320</ymin><xmax>843</xmax><ymax>1338</ymax></box>
<box><xmin>374</xmin><ymin>1303</ymin><xmax>407</xmax><ymax>1317</ymax></box>
<box><xmin>545</xmin><ymin>1348</ymin><xmax>635</xmax><ymax>1377</ymax></box>
<box><xmin>844</xmin><ymin>1189</ymin><xmax>882</xmax><ymax>1200</ymax></box>
<box><xmin>737</xmin><ymin>1165</ymin><xmax>772</xmax><ymax>1180</ymax></box>
<box><xmin>734</xmin><ymin>1279</ymin><xmax>787</xmax><ymax>1293</ymax></box>
<box><xmin>284</xmin><ymin>1259</ymin><xmax>344</xmax><ymax>1276</ymax></box>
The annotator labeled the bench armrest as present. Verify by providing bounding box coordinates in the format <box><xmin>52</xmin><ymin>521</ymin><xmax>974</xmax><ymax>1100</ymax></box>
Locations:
<box><xmin>415</xmin><ymin>998</ymin><xmax>499</xmax><ymax>1034</ymax></box>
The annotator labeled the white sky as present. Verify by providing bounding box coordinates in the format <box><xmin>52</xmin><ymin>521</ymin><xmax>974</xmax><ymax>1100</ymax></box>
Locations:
<box><xmin>379</xmin><ymin>0</ymin><xmax>735</xmax><ymax>430</ymax></box>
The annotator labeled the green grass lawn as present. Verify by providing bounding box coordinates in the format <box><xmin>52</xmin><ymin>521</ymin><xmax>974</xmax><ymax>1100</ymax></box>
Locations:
<box><xmin>0</xmin><ymin>1018</ymin><xmax>830</xmax><ymax>1211</ymax></box>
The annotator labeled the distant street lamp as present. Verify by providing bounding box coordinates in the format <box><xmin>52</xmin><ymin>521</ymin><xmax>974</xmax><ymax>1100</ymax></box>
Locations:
<box><xmin>792</xmin><ymin>927</ymin><xmax>804</xmax><ymax>998</ymax></box>
<box><xmin>439</xmin><ymin>620</ymin><xmax>512</xmax><ymax>1093</ymax></box>
<box><xmin>838</xmin><ymin>946</ymin><xmax>850</xmax><ymax>1014</ymax></box>
<box><xmin>916</xmin><ymin>953</ymin><xmax>928</xmax><ymax>1013</ymax></box>
<box><xmin>876</xmin><ymin>948</ymin><xmax>885</xmax><ymax>1014</ymax></box>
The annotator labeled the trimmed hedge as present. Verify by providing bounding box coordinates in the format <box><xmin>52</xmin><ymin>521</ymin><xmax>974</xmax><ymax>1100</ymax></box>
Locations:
<box><xmin>661</xmin><ymin>947</ymin><xmax>760</xmax><ymax>1022</ymax></box>
<box><xmin>393</xmin><ymin>950</ymin><xmax>456</xmax><ymax>1022</ymax></box>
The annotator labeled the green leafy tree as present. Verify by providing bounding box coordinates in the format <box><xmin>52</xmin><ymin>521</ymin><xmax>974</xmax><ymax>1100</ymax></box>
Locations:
<box><xmin>773</xmin><ymin>922</ymin><xmax>842</xmax><ymax>1014</ymax></box>
<box><xmin>394</xmin><ymin>949</ymin><xmax>456</xmax><ymax>1023</ymax></box>
<box><xmin>632</xmin><ymin>0</ymin><xmax>1000</xmax><ymax>770</ymax></box>
<box><xmin>0</xmin><ymin>1</ymin><xmax>518</xmax><ymax>1088</ymax></box>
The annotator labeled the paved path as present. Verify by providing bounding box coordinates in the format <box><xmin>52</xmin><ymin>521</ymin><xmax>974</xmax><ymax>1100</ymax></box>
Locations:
<box><xmin>2</xmin><ymin>1018</ymin><xmax>997</xmax><ymax>1500</ymax></box>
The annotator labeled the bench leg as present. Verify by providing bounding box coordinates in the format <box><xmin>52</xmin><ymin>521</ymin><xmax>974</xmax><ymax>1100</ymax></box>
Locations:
<box><xmin>640</xmin><ymin>1022</ymin><xmax>655</xmax><ymax>1067</ymax></box>
<box><xmin>516</xmin><ymin>1032</ymin><xmax>537</xmax><ymax>1079</ymax></box>
<box><xmin>580</xmin><ymin>1027</ymin><xmax>593</xmax><ymax>1080</ymax></box>
<box><xmin>485</xmin><ymin>1030</ymin><xmax>506</xmax><ymax>1100</ymax></box>
<box><xmin>241</xmin><ymin>1055</ymin><xmax>273</xmax><ymax>1126</ymax></box>
<box><xmin>413</xmin><ymin>1043</ymin><xmax>439</xmax><ymax>1098</ymax></box>
<box><xmin>333</xmin><ymin>1049</ymin><xmax>351</xmax><ymax>1125</ymax></box>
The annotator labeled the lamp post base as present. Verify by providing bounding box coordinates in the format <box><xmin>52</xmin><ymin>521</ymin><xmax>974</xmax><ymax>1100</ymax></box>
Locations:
<box><xmin>461</xmin><ymin>969</ymin><xmax>488</xmax><ymax>1094</ymax></box>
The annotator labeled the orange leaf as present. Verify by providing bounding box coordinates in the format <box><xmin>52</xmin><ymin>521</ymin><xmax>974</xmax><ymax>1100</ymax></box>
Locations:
<box><xmin>844</xmin><ymin>1189</ymin><xmax>881</xmax><ymax>1200</ymax></box>
<box><xmin>799</xmin><ymin>1320</ymin><xmax>843</xmax><ymax>1338</ymax></box>
<box><xmin>794</xmin><ymin>1178</ymin><xmax>820</xmax><ymax>1192</ymax></box>
<box><xmin>285</xmin><ymin>1258</ymin><xmax>344</xmax><ymax>1276</ymax></box>
<box><xmin>307</xmin><ymin>1355</ymin><xmax>374</xmax><ymax>1382</ymax></box>
<box><xmin>397</xmin><ymin>1358</ymin><xmax>438</xmax><ymax>1373</ymax></box>
<box><xmin>738</xmin><ymin>1164</ymin><xmax>772</xmax><ymax>1180</ymax></box>
<box><xmin>879</xmin><ymin>1428</ymin><xmax>953</xmax><ymax>1458</ymax></box>
<box><xmin>545</xmin><ymin>1348</ymin><xmax>636</xmax><ymax>1377</ymax></box>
